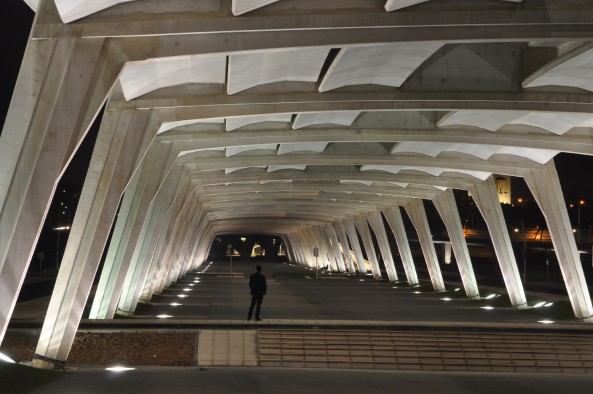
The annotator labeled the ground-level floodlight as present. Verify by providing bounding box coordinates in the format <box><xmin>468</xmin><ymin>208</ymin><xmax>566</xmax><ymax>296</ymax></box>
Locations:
<box><xmin>313</xmin><ymin>247</ymin><xmax>319</xmax><ymax>279</ymax></box>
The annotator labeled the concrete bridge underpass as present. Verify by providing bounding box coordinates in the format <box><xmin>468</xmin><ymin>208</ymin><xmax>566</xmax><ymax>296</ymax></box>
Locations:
<box><xmin>1</xmin><ymin>0</ymin><xmax>593</xmax><ymax>370</ymax></box>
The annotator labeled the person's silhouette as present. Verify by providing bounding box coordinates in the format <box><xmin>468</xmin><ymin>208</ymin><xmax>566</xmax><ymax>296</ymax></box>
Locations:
<box><xmin>247</xmin><ymin>265</ymin><xmax>267</xmax><ymax>321</ymax></box>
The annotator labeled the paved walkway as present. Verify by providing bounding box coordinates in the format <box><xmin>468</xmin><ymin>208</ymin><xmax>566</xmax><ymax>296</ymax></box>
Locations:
<box><xmin>7</xmin><ymin>259</ymin><xmax>593</xmax><ymax>393</ymax></box>
<box><xmin>28</xmin><ymin>367</ymin><xmax>593</xmax><ymax>394</ymax></box>
<box><xmin>12</xmin><ymin>259</ymin><xmax>582</xmax><ymax>327</ymax></box>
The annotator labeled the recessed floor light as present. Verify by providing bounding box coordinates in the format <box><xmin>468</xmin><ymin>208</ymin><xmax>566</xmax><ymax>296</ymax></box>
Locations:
<box><xmin>538</xmin><ymin>320</ymin><xmax>555</xmax><ymax>324</ymax></box>
<box><xmin>0</xmin><ymin>352</ymin><xmax>16</xmax><ymax>363</ymax></box>
<box><xmin>106</xmin><ymin>366</ymin><xmax>135</xmax><ymax>372</ymax></box>
<box><xmin>480</xmin><ymin>306</ymin><xmax>494</xmax><ymax>310</ymax></box>
<box><xmin>157</xmin><ymin>314</ymin><xmax>173</xmax><ymax>319</ymax></box>
<box><xmin>441</xmin><ymin>297</ymin><xmax>452</xmax><ymax>301</ymax></box>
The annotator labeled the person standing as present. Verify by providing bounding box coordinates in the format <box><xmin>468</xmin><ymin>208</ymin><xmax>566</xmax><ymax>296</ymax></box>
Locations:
<box><xmin>247</xmin><ymin>265</ymin><xmax>267</xmax><ymax>321</ymax></box>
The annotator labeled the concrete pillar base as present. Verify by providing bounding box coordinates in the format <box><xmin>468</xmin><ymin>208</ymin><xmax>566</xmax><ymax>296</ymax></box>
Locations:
<box><xmin>115</xmin><ymin>309</ymin><xmax>134</xmax><ymax>317</ymax></box>
<box><xmin>32</xmin><ymin>354</ymin><xmax>66</xmax><ymax>370</ymax></box>
<box><xmin>579</xmin><ymin>316</ymin><xmax>593</xmax><ymax>324</ymax></box>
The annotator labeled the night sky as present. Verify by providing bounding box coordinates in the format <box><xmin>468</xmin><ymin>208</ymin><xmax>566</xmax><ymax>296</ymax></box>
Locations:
<box><xmin>1</xmin><ymin>2</ymin><xmax>592</xmax><ymax>203</ymax></box>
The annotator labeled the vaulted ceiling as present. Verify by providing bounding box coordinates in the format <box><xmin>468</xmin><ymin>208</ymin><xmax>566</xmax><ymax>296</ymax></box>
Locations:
<box><xmin>19</xmin><ymin>0</ymin><xmax>593</xmax><ymax>236</ymax></box>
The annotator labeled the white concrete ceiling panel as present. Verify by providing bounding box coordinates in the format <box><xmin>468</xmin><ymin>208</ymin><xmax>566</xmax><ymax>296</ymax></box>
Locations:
<box><xmin>340</xmin><ymin>180</ymin><xmax>374</xmax><ymax>186</ymax></box>
<box><xmin>388</xmin><ymin>182</ymin><xmax>409</xmax><ymax>188</ymax></box>
<box><xmin>22</xmin><ymin>0</ymin><xmax>39</xmax><ymax>12</ymax></box>
<box><xmin>385</xmin><ymin>0</ymin><xmax>522</xmax><ymax>12</ymax></box>
<box><xmin>438</xmin><ymin>110</ymin><xmax>527</xmax><ymax>131</ymax></box>
<box><xmin>277</xmin><ymin>143</ymin><xmax>329</xmax><ymax>155</ymax></box>
<box><xmin>54</xmin><ymin>0</ymin><xmax>136</xmax><ymax>23</ymax></box>
<box><xmin>226</xmin><ymin>144</ymin><xmax>278</xmax><ymax>157</ymax></box>
<box><xmin>261</xmin><ymin>180</ymin><xmax>293</xmax><ymax>184</ymax></box>
<box><xmin>509</xmin><ymin>112</ymin><xmax>593</xmax><ymax>135</ymax></box>
<box><xmin>267</xmin><ymin>165</ymin><xmax>307</xmax><ymax>172</ymax></box>
<box><xmin>360</xmin><ymin>164</ymin><xmax>491</xmax><ymax>181</ymax></box>
<box><xmin>226</xmin><ymin>114</ymin><xmax>292</xmax><ymax>131</ymax></box>
<box><xmin>293</xmin><ymin>112</ymin><xmax>361</xmax><ymax>129</ymax></box>
<box><xmin>157</xmin><ymin>119</ymin><xmax>224</xmax><ymax>134</ymax></box>
<box><xmin>440</xmin><ymin>110</ymin><xmax>593</xmax><ymax>134</ymax></box>
<box><xmin>120</xmin><ymin>54</ymin><xmax>226</xmax><ymax>101</ymax></box>
<box><xmin>524</xmin><ymin>47</ymin><xmax>593</xmax><ymax>93</ymax></box>
<box><xmin>228</xmin><ymin>48</ymin><xmax>330</xmax><ymax>95</ymax></box>
<box><xmin>179</xmin><ymin>148</ymin><xmax>225</xmax><ymax>157</ymax></box>
<box><xmin>225</xmin><ymin>167</ymin><xmax>267</xmax><ymax>174</ymax></box>
<box><xmin>232</xmin><ymin>0</ymin><xmax>280</xmax><ymax>16</ymax></box>
<box><xmin>319</xmin><ymin>44</ymin><xmax>442</xmax><ymax>92</ymax></box>
<box><xmin>384</xmin><ymin>1</ymin><xmax>429</xmax><ymax>12</ymax></box>
<box><xmin>392</xmin><ymin>142</ymin><xmax>558</xmax><ymax>164</ymax></box>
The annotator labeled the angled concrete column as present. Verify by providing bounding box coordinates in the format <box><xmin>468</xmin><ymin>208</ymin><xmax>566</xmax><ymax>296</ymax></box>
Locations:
<box><xmin>167</xmin><ymin>195</ymin><xmax>201</xmax><ymax>285</ymax></box>
<box><xmin>176</xmin><ymin>198</ymin><xmax>204</xmax><ymax>278</ymax></box>
<box><xmin>469</xmin><ymin>178</ymin><xmax>527</xmax><ymax>308</ymax></box>
<box><xmin>314</xmin><ymin>226</ymin><xmax>335</xmax><ymax>270</ymax></box>
<box><xmin>314</xmin><ymin>227</ymin><xmax>333</xmax><ymax>270</ymax></box>
<box><xmin>298</xmin><ymin>231</ymin><xmax>311</xmax><ymax>266</ymax></box>
<box><xmin>153</xmin><ymin>182</ymin><xmax>195</xmax><ymax>294</ymax></box>
<box><xmin>139</xmin><ymin>189</ymin><xmax>189</xmax><ymax>300</ymax></box>
<box><xmin>287</xmin><ymin>233</ymin><xmax>302</xmax><ymax>264</ymax></box>
<box><xmin>284</xmin><ymin>233</ymin><xmax>298</xmax><ymax>264</ymax></box>
<box><xmin>444</xmin><ymin>242</ymin><xmax>452</xmax><ymax>264</ymax></box>
<box><xmin>367</xmin><ymin>211</ymin><xmax>399</xmax><ymax>282</ymax></box>
<box><xmin>432</xmin><ymin>190</ymin><xmax>480</xmax><ymax>299</ymax></box>
<box><xmin>184</xmin><ymin>218</ymin><xmax>211</xmax><ymax>275</ymax></box>
<box><xmin>293</xmin><ymin>232</ymin><xmax>308</xmax><ymax>265</ymax></box>
<box><xmin>335</xmin><ymin>222</ymin><xmax>356</xmax><ymax>273</ymax></box>
<box><xmin>383</xmin><ymin>206</ymin><xmax>418</xmax><ymax>286</ymax></box>
<box><xmin>183</xmin><ymin>209</ymin><xmax>208</xmax><ymax>273</ymax></box>
<box><xmin>141</xmin><ymin>195</ymin><xmax>205</xmax><ymax>306</ymax></box>
<box><xmin>112</xmin><ymin>167</ymin><xmax>186</xmax><ymax>317</ymax></box>
<box><xmin>523</xmin><ymin>161</ymin><xmax>593</xmax><ymax>321</ymax></box>
<box><xmin>32</xmin><ymin>108</ymin><xmax>154</xmax><ymax>368</ymax></box>
<box><xmin>0</xmin><ymin>37</ymin><xmax>124</xmax><ymax>347</ymax></box>
<box><xmin>281</xmin><ymin>235</ymin><xmax>296</xmax><ymax>263</ymax></box>
<box><xmin>287</xmin><ymin>233</ymin><xmax>303</xmax><ymax>265</ymax></box>
<box><xmin>301</xmin><ymin>229</ymin><xmax>313</xmax><ymax>267</ymax></box>
<box><xmin>398</xmin><ymin>203</ymin><xmax>442</xmax><ymax>291</ymax></box>
<box><xmin>89</xmin><ymin>143</ymin><xmax>179</xmax><ymax>319</ymax></box>
<box><xmin>354</xmin><ymin>215</ymin><xmax>382</xmax><ymax>279</ymax></box>
<box><xmin>325</xmin><ymin>224</ymin><xmax>346</xmax><ymax>272</ymax></box>
<box><xmin>133</xmin><ymin>172</ymin><xmax>189</xmax><ymax>301</ymax></box>
<box><xmin>194</xmin><ymin>226</ymin><xmax>215</xmax><ymax>266</ymax></box>
<box><xmin>344</xmin><ymin>218</ymin><xmax>367</xmax><ymax>274</ymax></box>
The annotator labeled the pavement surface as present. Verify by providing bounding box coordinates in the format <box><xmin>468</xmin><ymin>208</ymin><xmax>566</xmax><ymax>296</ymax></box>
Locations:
<box><xmin>29</xmin><ymin>367</ymin><xmax>593</xmax><ymax>394</ymax></box>
<box><xmin>6</xmin><ymin>259</ymin><xmax>593</xmax><ymax>393</ymax></box>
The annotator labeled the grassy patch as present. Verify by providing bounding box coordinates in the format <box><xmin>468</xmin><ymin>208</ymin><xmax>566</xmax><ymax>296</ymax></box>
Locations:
<box><xmin>0</xmin><ymin>363</ymin><xmax>65</xmax><ymax>393</ymax></box>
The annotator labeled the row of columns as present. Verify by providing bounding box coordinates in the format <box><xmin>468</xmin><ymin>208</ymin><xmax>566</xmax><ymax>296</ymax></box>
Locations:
<box><xmin>284</xmin><ymin>172</ymin><xmax>593</xmax><ymax>325</ymax></box>
<box><xmin>0</xmin><ymin>8</ymin><xmax>591</xmax><ymax>371</ymax></box>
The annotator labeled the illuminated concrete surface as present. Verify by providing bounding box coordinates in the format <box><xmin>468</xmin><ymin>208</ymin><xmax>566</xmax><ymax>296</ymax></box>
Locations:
<box><xmin>2</xmin><ymin>0</ymin><xmax>593</xmax><ymax>370</ymax></box>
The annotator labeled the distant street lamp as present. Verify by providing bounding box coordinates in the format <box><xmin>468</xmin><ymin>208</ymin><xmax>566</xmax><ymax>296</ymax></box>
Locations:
<box><xmin>578</xmin><ymin>199</ymin><xmax>586</xmax><ymax>244</ymax></box>
<box><xmin>53</xmin><ymin>226</ymin><xmax>70</xmax><ymax>271</ymax></box>
<box><xmin>521</xmin><ymin>219</ymin><xmax>527</xmax><ymax>284</ymax></box>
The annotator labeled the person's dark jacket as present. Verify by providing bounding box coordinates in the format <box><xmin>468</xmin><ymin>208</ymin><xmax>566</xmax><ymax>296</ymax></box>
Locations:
<box><xmin>249</xmin><ymin>272</ymin><xmax>267</xmax><ymax>296</ymax></box>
